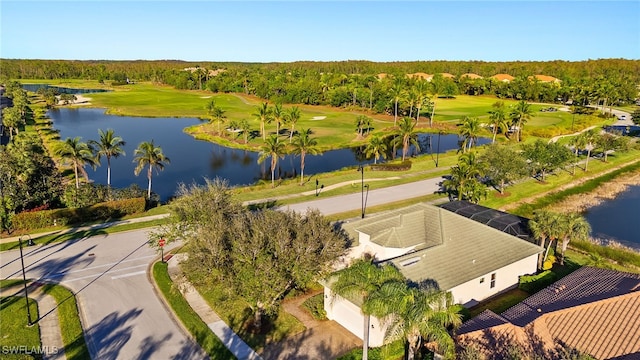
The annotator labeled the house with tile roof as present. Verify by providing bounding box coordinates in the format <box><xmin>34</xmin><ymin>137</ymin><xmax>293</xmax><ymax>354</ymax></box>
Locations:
<box><xmin>457</xmin><ymin>266</ymin><xmax>640</xmax><ymax>359</ymax></box>
<box><xmin>460</xmin><ymin>73</ymin><xmax>484</xmax><ymax>80</ymax></box>
<box><xmin>528</xmin><ymin>74</ymin><xmax>562</xmax><ymax>84</ymax></box>
<box><xmin>324</xmin><ymin>203</ymin><xmax>543</xmax><ymax>346</ymax></box>
<box><xmin>490</xmin><ymin>74</ymin><xmax>515</xmax><ymax>82</ymax></box>
<box><xmin>407</xmin><ymin>72</ymin><xmax>432</xmax><ymax>81</ymax></box>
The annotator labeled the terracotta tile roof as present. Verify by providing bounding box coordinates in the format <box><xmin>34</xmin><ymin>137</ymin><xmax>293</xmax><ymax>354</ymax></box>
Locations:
<box><xmin>376</xmin><ymin>73</ymin><xmax>388</xmax><ymax>79</ymax></box>
<box><xmin>457</xmin><ymin>267</ymin><xmax>640</xmax><ymax>359</ymax></box>
<box><xmin>529</xmin><ymin>74</ymin><xmax>561</xmax><ymax>83</ymax></box>
<box><xmin>440</xmin><ymin>72</ymin><xmax>455</xmax><ymax>79</ymax></box>
<box><xmin>460</xmin><ymin>73</ymin><xmax>483</xmax><ymax>79</ymax></box>
<box><xmin>407</xmin><ymin>72</ymin><xmax>432</xmax><ymax>80</ymax></box>
<box><xmin>490</xmin><ymin>73</ymin><xmax>515</xmax><ymax>82</ymax></box>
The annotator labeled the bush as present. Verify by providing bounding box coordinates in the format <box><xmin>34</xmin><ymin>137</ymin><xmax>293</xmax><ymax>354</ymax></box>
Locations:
<box><xmin>12</xmin><ymin>197</ymin><xmax>146</xmax><ymax>231</ymax></box>
<box><xmin>301</xmin><ymin>294</ymin><xmax>327</xmax><ymax>320</ymax></box>
<box><xmin>369</xmin><ymin>160</ymin><xmax>412</xmax><ymax>171</ymax></box>
<box><xmin>518</xmin><ymin>270</ymin><xmax>558</xmax><ymax>294</ymax></box>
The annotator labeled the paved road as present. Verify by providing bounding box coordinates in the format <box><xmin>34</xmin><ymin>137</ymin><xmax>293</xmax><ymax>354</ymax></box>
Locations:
<box><xmin>282</xmin><ymin>176</ymin><xmax>446</xmax><ymax>215</ymax></box>
<box><xmin>0</xmin><ymin>229</ymin><xmax>205</xmax><ymax>360</ymax></box>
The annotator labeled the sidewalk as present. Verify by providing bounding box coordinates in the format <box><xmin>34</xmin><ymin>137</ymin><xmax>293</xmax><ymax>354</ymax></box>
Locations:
<box><xmin>0</xmin><ymin>213</ymin><xmax>170</xmax><ymax>245</ymax></box>
<box><xmin>166</xmin><ymin>253</ymin><xmax>262</xmax><ymax>360</ymax></box>
<box><xmin>0</xmin><ymin>283</ymin><xmax>66</xmax><ymax>360</ymax></box>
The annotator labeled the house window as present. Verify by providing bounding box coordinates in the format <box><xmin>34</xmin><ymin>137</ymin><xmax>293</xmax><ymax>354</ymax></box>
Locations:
<box><xmin>479</xmin><ymin>277</ymin><xmax>485</xmax><ymax>284</ymax></box>
<box><xmin>490</xmin><ymin>273</ymin><xmax>496</xmax><ymax>288</ymax></box>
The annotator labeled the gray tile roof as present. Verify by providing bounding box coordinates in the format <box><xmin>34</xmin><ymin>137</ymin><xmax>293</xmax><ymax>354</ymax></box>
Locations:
<box><xmin>342</xmin><ymin>203</ymin><xmax>543</xmax><ymax>290</ymax></box>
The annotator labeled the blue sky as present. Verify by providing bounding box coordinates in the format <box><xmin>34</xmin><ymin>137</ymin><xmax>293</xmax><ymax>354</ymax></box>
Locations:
<box><xmin>1</xmin><ymin>1</ymin><xmax>639</xmax><ymax>62</ymax></box>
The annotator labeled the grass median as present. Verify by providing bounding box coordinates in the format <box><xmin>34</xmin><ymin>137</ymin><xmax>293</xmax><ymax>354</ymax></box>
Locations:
<box><xmin>152</xmin><ymin>261</ymin><xmax>235</xmax><ymax>359</ymax></box>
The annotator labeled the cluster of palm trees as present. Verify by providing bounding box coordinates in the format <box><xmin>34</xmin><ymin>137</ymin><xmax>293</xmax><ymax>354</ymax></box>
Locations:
<box><xmin>257</xmin><ymin>129</ymin><xmax>320</xmax><ymax>187</ymax></box>
<box><xmin>252</xmin><ymin>102</ymin><xmax>301</xmax><ymax>142</ymax></box>
<box><xmin>529</xmin><ymin>210</ymin><xmax>591</xmax><ymax>268</ymax></box>
<box><xmin>54</xmin><ymin>129</ymin><xmax>169</xmax><ymax>199</ymax></box>
<box><xmin>331</xmin><ymin>258</ymin><xmax>462</xmax><ymax>360</ymax></box>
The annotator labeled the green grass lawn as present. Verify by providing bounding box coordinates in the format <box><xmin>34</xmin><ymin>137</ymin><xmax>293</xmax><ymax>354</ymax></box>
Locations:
<box><xmin>0</xmin><ymin>294</ymin><xmax>41</xmax><ymax>360</ymax></box>
<box><xmin>152</xmin><ymin>262</ymin><xmax>235</xmax><ymax>359</ymax></box>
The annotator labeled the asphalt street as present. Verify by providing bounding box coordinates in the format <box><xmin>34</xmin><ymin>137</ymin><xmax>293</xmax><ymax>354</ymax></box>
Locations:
<box><xmin>0</xmin><ymin>229</ymin><xmax>206</xmax><ymax>360</ymax></box>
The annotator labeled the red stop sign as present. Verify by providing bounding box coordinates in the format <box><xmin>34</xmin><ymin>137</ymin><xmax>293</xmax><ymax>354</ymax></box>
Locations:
<box><xmin>159</xmin><ymin>239</ymin><xmax>166</xmax><ymax>247</ymax></box>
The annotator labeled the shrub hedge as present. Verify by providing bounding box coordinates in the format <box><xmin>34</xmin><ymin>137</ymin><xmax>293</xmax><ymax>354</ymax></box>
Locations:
<box><xmin>369</xmin><ymin>160</ymin><xmax>412</xmax><ymax>171</ymax></box>
<box><xmin>12</xmin><ymin>197</ymin><xmax>146</xmax><ymax>231</ymax></box>
<box><xmin>518</xmin><ymin>270</ymin><xmax>558</xmax><ymax>294</ymax></box>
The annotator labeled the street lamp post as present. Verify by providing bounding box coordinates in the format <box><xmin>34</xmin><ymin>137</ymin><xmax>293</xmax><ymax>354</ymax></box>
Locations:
<box><xmin>18</xmin><ymin>235</ymin><xmax>33</xmax><ymax>326</ymax></box>
<box><xmin>357</xmin><ymin>165</ymin><xmax>365</xmax><ymax>218</ymax></box>
<box><xmin>435</xmin><ymin>131</ymin><xmax>442</xmax><ymax>167</ymax></box>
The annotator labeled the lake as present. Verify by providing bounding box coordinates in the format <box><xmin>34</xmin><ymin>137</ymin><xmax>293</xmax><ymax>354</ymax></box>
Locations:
<box><xmin>585</xmin><ymin>185</ymin><xmax>640</xmax><ymax>251</ymax></box>
<box><xmin>49</xmin><ymin>108</ymin><xmax>481</xmax><ymax>200</ymax></box>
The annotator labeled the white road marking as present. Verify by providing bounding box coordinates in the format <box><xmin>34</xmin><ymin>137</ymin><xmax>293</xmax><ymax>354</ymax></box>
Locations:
<box><xmin>111</xmin><ymin>271</ymin><xmax>146</xmax><ymax>280</ymax></box>
<box><xmin>45</xmin><ymin>255</ymin><xmax>156</xmax><ymax>278</ymax></box>
<box><xmin>47</xmin><ymin>264</ymin><xmax>148</xmax><ymax>283</ymax></box>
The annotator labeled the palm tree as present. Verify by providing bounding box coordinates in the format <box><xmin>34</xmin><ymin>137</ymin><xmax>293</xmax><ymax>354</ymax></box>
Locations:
<box><xmin>331</xmin><ymin>259</ymin><xmax>405</xmax><ymax>360</ymax></box>
<box><xmin>389</xmin><ymin>78</ymin><xmax>405</xmax><ymax>126</ymax></box>
<box><xmin>90</xmin><ymin>129</ymin><xmax>126</xmax><ymax>187</ymax></box>
<box><xmin>413</xmin><ymin>79</ymin><xmax>429</xmax><ymax>123</ymax></box>
<box><xmin>291</xmin><ymin>128</ymin><xmax>320</xmax><ymax>185</ymax></box>
<box><xmin>286</xmin><ymin>106</ymin><xmax>301</xmax><ymax>143</ymax></box>
<box><xmin>443</xmin><ymin>152</ymin><xmax>487</xmax><ymax>203</ymax></box>
<box><xmin>577</xmin><ymin>129</ymin><xmax>599</xmax><ymax>171</ymax></box>
<box><xmin>55</xmin><ymin>137</ymin><xmax>98</xmax><ymax>189</ymax></box>
<box><xmin>133</xmin><ymin>140</ymin><xmax>170</xmax><ymax>198</ymax></box>
<box><xmin>238</xmin><ymin>119</ymin><xmax>251</xmax><ymax>144</ymax></box>
<box><xmin>253</xmin><ymin>102</ymin><xmax>272</xmax><ymax>140</ymax></box>
<box><xmin>393</xmin><ymin>117</ymin><xmax>420</xmax><ymax>161</ymax></box>
<box><xmin>488</xmin><ymin>101</ymin><xmax>508</xmax><ymax>143</ymax></box>
<box><xmin>529</xmin><ymin>210</ymin><xmax>562</xmax><ymax>269</ymax></box>
<box><xmin>355</xmin><ymin>115</ymin><xmax>370</xmax><ymax>138</ymax></box>
<box><xmin>558</xmin><ymin>213</ymin><xmax>591</xmax><ymax>265</ymax></box>
<box><xmin>510</xmin><ymin>100</ymin><xmax>533</xmax><ymax>142</ymax></box>
<box><xmin>458</xmin><ymin>116</ymin><xmax>482</xmax><ymax>152</ymax></box>
<box><xmin>272</xmin><ymin>103</ymin><xmax>285</xmax><ymax>137</ymax></box>
<box><xmin>257</xmin><ymin>135</ymin><xmax>286</xmax><ymax>188</ymax></box>
<box><xmin>366</xmin><ymin>285</ymin><xmax>462</xmax><ymax>360</ymax></box>
<box><xmin>364</xmin><ymin>134</ymin><xmax>388</xmax><ymax>164</ymax></box>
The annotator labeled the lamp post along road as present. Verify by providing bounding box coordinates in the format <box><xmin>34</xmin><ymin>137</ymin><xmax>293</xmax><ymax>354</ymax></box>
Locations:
<box><xmin>357</xmin><ymin>165</ymin><xmax>367</xmax><ymax>218</ymax></box>
<box><xmin>18</xmin><ymin>235</ymin><xmax>33</xmax><ymax>326</ymax></box>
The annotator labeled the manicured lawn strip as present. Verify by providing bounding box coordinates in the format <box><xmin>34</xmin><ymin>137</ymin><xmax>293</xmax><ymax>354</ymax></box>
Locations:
<box><xmin>184</xmin><ymin>267</ymin><xmax>305</xmax><ymax>350</ymax></box>
<box><xmin>152</xmin><ymin>262</ymin><xmax>235</xmax><ymax>359</ymax></box>
<box><xmin>0</xmin><ymin>219</ymin><xmax>166</xmax><ymax>252</ymax></box>
<box><xmin>326</xmin><ymin>194</ymin><xmax>447</xmax><ymax>223</ymax></box>
<box><xmin>0</xmin><ymin>279</ymin><xmax>28</xmax><ymax>288</ymax></box>
<box><xmin>480</xmin><ymin>150</ymin><xmax>640</xmax><ymax>213</ymax></box>
<box><xmin>508</xmin><ymin>157</ymin><xmax>640</xmax><ymax>217</ymax></box>
<box><xmin>0</xmin><ymin>295</ymin><xmax>41</xmax><ymax>360</ymax></box>
<box><xmin>568</xmin><ymin>241</ymin><xmax>640</xmax><ymax>270</ymax></box>
<box><xmin>468</xmin><ymin>289</ymin><xmax>530</xmax><ymax>318</ymax></box>
<box><xmin>40</xmin><ymin>284</ymin><xmax>90</xmax><ymax>360</ymax></box>
<box><xmin>301</xmin><ymin>294</ymin><xmax>327</xmax><ymax>320</ymax></box>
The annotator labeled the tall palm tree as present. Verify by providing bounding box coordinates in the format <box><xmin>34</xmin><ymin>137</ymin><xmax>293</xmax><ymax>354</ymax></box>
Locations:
<box><xmin>133</xmin><ymin>140</ymin><xmax>170</xmax><ymax>198</ymax></box>
<box><xmin>331</xmin><ymin>259</ymin><xmax>405</xmax><ymax>360</ymax></box>
<box><xmin>272</xmin><ymin>103</ymin><xmax>285</xmax><ymax>137</ymax></box>
<box><xmin>458</xmin><ymin>116</ymin><xmax>482</xmax><ymax>152</ymax></box>
<box><xmin>443</xmin><ymin>152</ymin><xmax>487</xmax><ymax>203</ymax></box>
<box><xmin>393</xmin><ymin>117</ymin><xmax>420</xmax><ymax>161</ymax></box>
<box><xmin>55</xmin><ymin>137</ymin><xmax>98</xmax><ymax>189</ymax></box>
<box><xmin>253</xmin><ymin>102</ymin><xmax>272</xmax><ymax>141</ymax></box>
<box><xmin>90</xmin><ymin>129</ymin><xmax>126</xmax><ymax>187</ymax></box>
<box><xmin>413</xmin><ymin>79</ymin><xmax>429</xmax><ymax>123</ymax></box>
<box><xmin>510</xmin><ymin>100</ymin><xmax>533</xmax><ymax>142</ymax></box>
<box><xmin>291</xmin><ymin>128</ymin><xmax>320</xmax><ymax>185</ymax></box>
<box><xmin>577</xmin><ymin>129</ymin><xmax>599</xmax><ymax>172</ymax></box>
<box><xmin>558</xmin><ymin>213</ymin><xmax>591</xmax><ymax>265</ymax></box>
<box><xmin>389</xmin><ymin>78</ymin><xmax>405</xmax><ymax>126</ymax></box>
<box><xmin>366</xmin><ymin>285</ymin><xmax>462</xmax><ymax>360</ymax></box>
<box><xmin>257</xmin><ymin>135</ymin><xmax>286</xmax><ymax>188</ymax></box>
<box><xmin>286</xmin><ymin>106</ymin><xmax>301</xmax><ymax>143</ymax></box>
<box><xmin>488</xmin><ymin>101</ymin><xmax>508</xmax><ymax>143</ymax></box>
<box><xmin>364</xmin><ymin>134</ymin><xmax>388</xmax><ymax>164</ymax></box>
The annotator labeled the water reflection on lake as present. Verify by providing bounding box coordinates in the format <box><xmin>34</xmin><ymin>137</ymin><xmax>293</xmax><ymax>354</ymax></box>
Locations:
<box><xmin>585</xmin><ymin>185</ymin><xmax>640</xmax><ymax>251</ymax></box>
<box><xmin>49</xmin><ymin>108</ymin><xmax>485</xmax><ymax>200</ymax></box>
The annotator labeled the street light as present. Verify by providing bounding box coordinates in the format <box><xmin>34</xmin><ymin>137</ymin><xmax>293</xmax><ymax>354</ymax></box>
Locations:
<box><xmin>18</xmin><ymin>235</ymin><xmax>33</xmax><ymax>326</ymax></box>
<box><xmin>435</xmin><ymin>131</ymin><xmax>442</xmax><ymax>167</ymax></box>
<box><xmin>357</xmin><ymin>165</ymin><xmax>366</xmax><ymax>218</ymax></box>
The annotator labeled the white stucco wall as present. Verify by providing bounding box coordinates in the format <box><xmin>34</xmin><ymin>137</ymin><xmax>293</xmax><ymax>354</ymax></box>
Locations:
<box><xmin>324</xmin><ymin>288</ymin><xmax>387</xmax><ymax>347</ymax></box>
<box><xmin>448</xmin><ymin>253</ymin><xmax>539</xmax><ymax>307</ymax></box>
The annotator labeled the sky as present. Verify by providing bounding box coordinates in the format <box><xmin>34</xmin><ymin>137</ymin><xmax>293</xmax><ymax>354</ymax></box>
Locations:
<box><xmin>1</xmin><ymin>1</ymin><xmax>639</xmax><ymax>63</ymax></box>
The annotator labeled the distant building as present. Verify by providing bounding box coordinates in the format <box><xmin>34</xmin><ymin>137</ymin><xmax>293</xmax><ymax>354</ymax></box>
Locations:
<box><xmin>490</xmin><ymin>74</ymin><xmax>515</xmax><ymax>83</ymax></box>
<box><xmin>460</xmin><ymin>73</ymin><xmax>483</xmax><ymax>80</ymax></box>
<box><xmin>528</xmin><ymin>74</ymin><xmax>562</xmax><ymax>84</ymax></box>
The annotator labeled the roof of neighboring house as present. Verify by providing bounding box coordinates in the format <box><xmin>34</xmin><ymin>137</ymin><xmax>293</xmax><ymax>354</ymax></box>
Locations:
<box><xmin>491</xmin><ymin>73</ymin><xmax>515</xmax><ymax>82</ymax></box>
<box><xmin>341</xmin><ymin>203</ymin><xmax>542</xmax><ymax>290</ymax></box>
<box><xmin>440</xmin><ymin>73</ymin><xmax>455</xmax><ymax>79</ymax></box>
<box><xmin>529</xmin><ymin>74</ymin><xmax>561</xmax><ymax>83</ymax></box>
<box><xmin>376</xmin><ymin>73</ymin><xmax>388</xmax><ymax>79</ymax></box>
<box><xmin>458</xmin><ymin>267</ymin><xmax>640</xmax><ymax>359</ymax></box>
<box><xmin>460</xmin><ymin>73</ymin><xmax>483</xmax><ymax>79</ymax></box>
<box><xmin>439</xmin><ymin>201</ymin><xmax>534</xmax><ymax>242</ymax></box>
